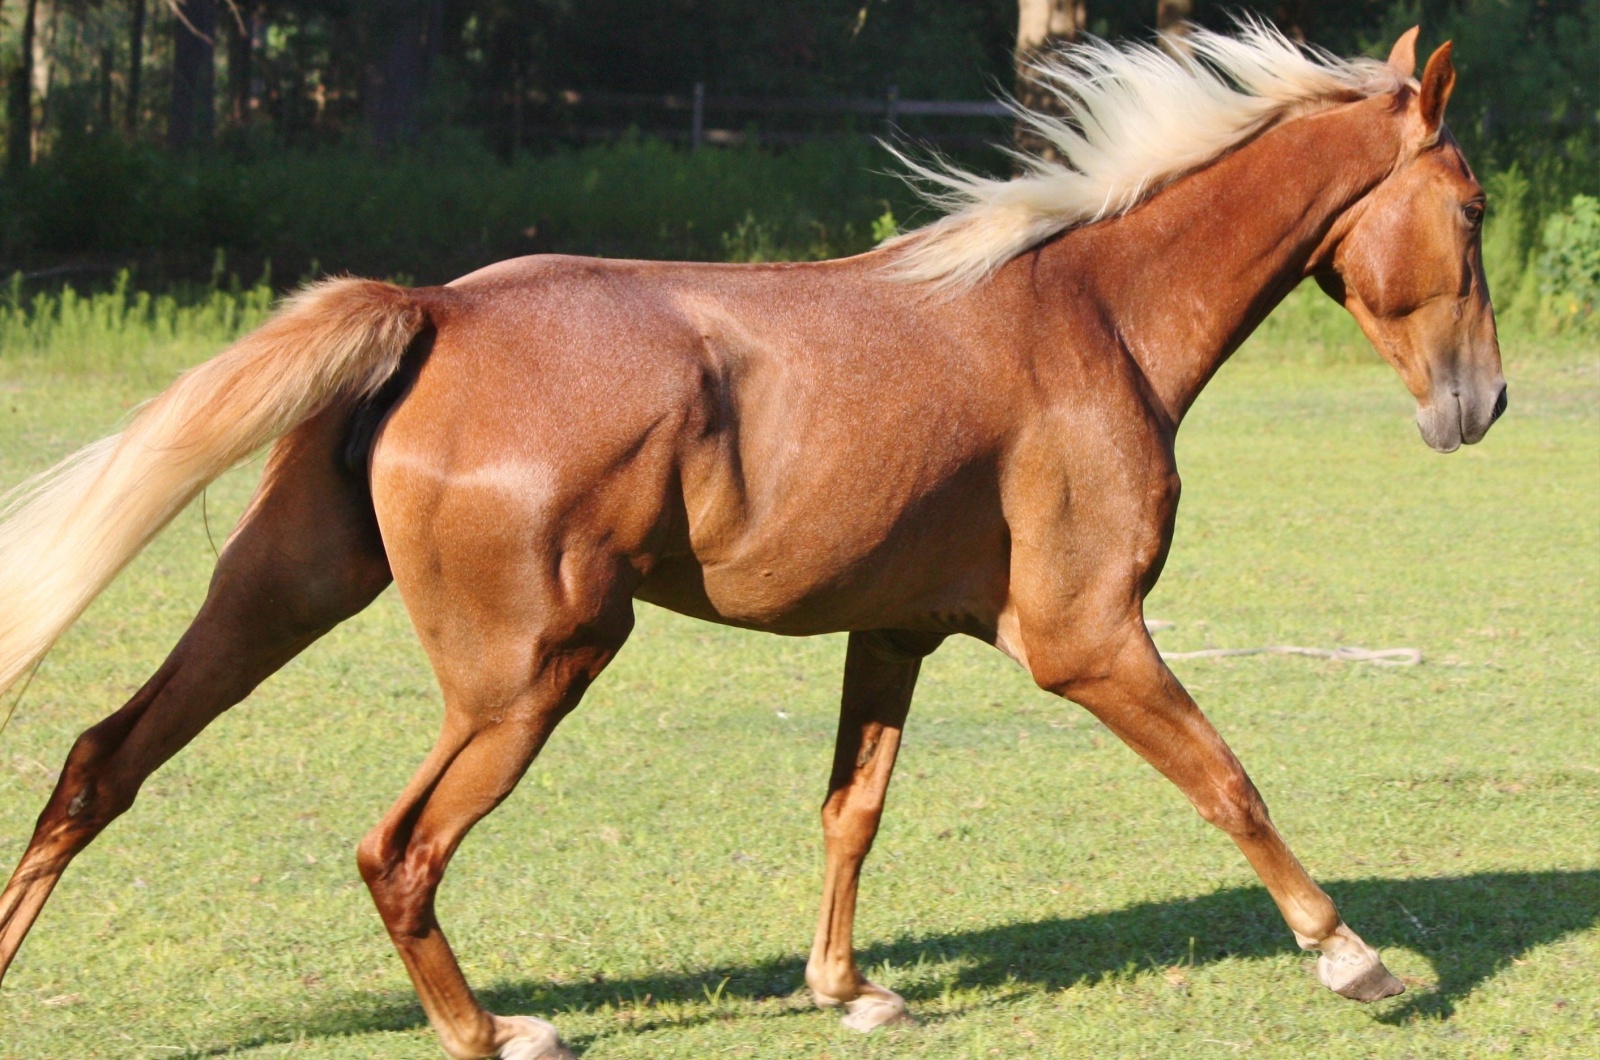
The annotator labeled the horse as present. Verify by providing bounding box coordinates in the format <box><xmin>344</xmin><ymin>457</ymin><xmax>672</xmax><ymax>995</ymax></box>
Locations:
<box><xmin>0</xmin><ymin>24</ymin><xmax>1503</xmax><ymax>1060</ymax></box>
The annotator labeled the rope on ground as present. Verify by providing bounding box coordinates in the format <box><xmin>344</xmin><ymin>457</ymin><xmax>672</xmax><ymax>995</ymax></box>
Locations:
<box><xmin>1145</xmin><ymin>621</ymin><xmax>1422</xmax><ymax>665</ymax></box>
<box><xmin>1159</xmin><ymin>645</ymin><xmax>1422</xmax><ymax>665</ymax></box>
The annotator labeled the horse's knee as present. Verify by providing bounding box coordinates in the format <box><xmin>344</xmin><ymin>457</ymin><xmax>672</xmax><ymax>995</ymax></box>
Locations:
<box><xmin>1192</xmin><ymin>771</ymin><xmax>1271</xmax><ymax>840</ymax></box>
<box><xmin>354</xmin><ymin>829</ymin><xmax>409</xmax><ymax>909</ymax></box>
<box><xmin>820</xmin><ymin>794</ymin><xmax>883</xmax><ymax>860</ymax></box>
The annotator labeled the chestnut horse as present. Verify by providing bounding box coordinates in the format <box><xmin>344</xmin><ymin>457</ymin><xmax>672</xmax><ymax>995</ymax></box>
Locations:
<box><xmin>0</xmin><ymin>25</ymin><xmax>1502</xmax><ymax>1059</ymax></box>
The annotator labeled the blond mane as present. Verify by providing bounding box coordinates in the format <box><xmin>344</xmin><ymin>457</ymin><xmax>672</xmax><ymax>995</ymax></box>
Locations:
<box><xmin>881</xmin><ymin>21</ymin><xmax>1403</xmax><ymax>292</ymax></box>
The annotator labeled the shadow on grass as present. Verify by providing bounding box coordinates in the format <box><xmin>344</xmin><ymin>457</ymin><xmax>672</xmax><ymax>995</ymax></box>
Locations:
<box><xmin>196</xmin><ymin>869</ymin><xmax>1600</xmax><ymax>1055</ymax></box>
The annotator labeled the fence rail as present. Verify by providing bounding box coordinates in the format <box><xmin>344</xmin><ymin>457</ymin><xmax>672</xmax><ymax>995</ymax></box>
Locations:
<box><xmin>533</xmin><ymin>84</ymin><xmax>1594</xmax><ymax>152</ymax></box>
<box><xmin>546</xmin><ymin>84</ymin><xmax>1013</xmax><ymax>149</ymax></box>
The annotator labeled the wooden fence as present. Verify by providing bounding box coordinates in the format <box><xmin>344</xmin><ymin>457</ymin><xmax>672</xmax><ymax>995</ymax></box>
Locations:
<box><xmin>543</xmin><ymin>84</ymin><xmax>1013</xmax><ymax>149</ymax></box>
<box><xmin>528</xmin><ymin>85</ymin><xmax>1595</xmax><ymax>153</ymax></box>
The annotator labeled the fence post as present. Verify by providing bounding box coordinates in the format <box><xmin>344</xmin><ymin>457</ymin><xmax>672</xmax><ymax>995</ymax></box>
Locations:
<box><xmin>884</xmin><ymin>84</ymin><xmax>899</xmax><ymax>138</ymax></box>
<box><xmin>510</xmin><ymin>61</ymin><xmax>524</xmax><ymax>156</ymax></box>
<box><xmin>691</xmin><ymin>82</ymin><xmax>705</xmax><ymax>151</ymax></box>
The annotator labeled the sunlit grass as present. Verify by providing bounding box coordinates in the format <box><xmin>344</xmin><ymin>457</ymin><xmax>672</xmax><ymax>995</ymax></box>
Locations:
<box><xmin>0</xmin><ymin>317</ymin><xmax>1594</xmax><ymax>1057</ymax></box>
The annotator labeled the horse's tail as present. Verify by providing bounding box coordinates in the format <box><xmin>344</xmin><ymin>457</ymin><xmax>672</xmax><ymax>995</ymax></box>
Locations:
<box><xmin>0</xmin><ymin>278</ymin><xmax>427</xmax><ymax>697</ymax></box>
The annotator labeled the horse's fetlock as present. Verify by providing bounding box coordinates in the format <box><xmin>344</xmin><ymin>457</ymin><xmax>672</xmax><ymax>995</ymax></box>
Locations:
<box><xmin>806</xmin><ymin>958</ymin><xmax>860</xmax><ymax>1005</ymax></box>
<box><xmin>437</xmin><ymin>1022</ymin><xmax>496</xmax><ymax>1060</ymax></box>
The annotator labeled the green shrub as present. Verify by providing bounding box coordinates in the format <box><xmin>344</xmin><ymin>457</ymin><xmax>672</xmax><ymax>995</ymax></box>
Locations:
<box><xmin>0</xmin><ymin>136</ymin><xmax>923</xmax><ymax>286</ymax></box>
<box><xmin>1535</xmin><ymin>194</ymin><xmax>1600</xmax><ymax>333</ymax></box>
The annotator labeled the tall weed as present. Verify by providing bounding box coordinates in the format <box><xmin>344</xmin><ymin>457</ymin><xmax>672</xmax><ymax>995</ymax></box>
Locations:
<box><xmin>0</xmin><ymin>271</ymin><xmax>274</xmax><ymax>381</ymax></box>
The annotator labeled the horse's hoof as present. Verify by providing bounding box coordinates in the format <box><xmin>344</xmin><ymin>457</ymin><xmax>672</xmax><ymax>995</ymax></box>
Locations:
<box><xmin>839</xmin><ymin>990</ymin><xmax>913</xmax><ymax>1033</ymax></box>
<box><xmin>497</xmin><ymin>1016</ymin><xmax>576</xmax><ymax>1060</ymax></box>
<box><xmin>1319</xmin><ymin>952</ymin><xmax>1405</xmax><ymax>1001</ymax></box>
<box><xmin>1314</xmin><ymin>925</ymin><xmax>1405</xmax><ymax>1002</ymax></box>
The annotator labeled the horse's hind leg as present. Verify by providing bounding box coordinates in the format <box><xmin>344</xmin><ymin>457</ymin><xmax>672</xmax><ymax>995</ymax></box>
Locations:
<box><xmin>0</xmin><ymin>410</ymin><xmax>391</xmax><ymax>984</ymax></box>
<box><xmin>806</xmin><ymin>629</ymin><xmax>941</xmax><ymax>1032</ymax></box>
<box><xmin>354</xmin><ymin>664</ymin><xmax>602</xmax><ymax>1060</ymax></box>
<box><xmin>355</xmin><ymin>504</ymin><xmax>637</xmax><ymax>1060</ymax></box>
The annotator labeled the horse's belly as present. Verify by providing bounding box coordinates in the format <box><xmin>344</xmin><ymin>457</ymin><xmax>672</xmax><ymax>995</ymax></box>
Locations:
<box><xmin>635</xmin><ymin>504</ymin><xmax>1009</xmax><ymax>637</ymax></box>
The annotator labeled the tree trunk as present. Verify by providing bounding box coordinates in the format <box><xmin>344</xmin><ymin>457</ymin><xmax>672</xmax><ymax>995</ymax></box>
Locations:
<box><xmin>6</xmin><ymin>0</ymin><xmax>38</xmax><ymax>175</ymax></box>
<box><xmin>365</xmin><ymin>0</ymin><xmax>447</xmax><ymax>149</ymax></box>
<box><xmin>1157</xmin><ymin>0</ymin><xmax>1192</xmax><ymax>55</ymax></box>
<box><xmin>227</xmin><ymin>4</ymin><xmax>255</xmax><ymax>130</ymax></box>
<box><xmin>169</xmin><ymin>0</ymin><xmax>217</xmax><ymax>151</ymax></box>
<box><xmin>99</xmin><ymin>44</ymin><xmax>114</xmax><ymax>133</ymax></box>
<box><xmin>1014</xmin><ymin>0</ymin><xmax>1085</xmax><ymax>165</ymax></box>
<box><xmin>125</xmin><ymin>0</ymin><xmax>145</xmax><ymax>136</ymax></box>
<box><xmin>1275</xmin><ymin>1</ymin><xmax>1312</xmax><ymax>42</ymax></box>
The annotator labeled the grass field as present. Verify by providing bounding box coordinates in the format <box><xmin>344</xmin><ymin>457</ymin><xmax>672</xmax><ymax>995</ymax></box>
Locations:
<box><xmin>0</xmin><ymin>321</ymin><xmax>1595</xmax><ymax>1058</ymax></box>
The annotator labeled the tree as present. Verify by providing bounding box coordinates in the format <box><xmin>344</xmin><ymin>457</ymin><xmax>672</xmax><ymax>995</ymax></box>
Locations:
<box><xmin>226</xmin><ymin>2</ymin><xmax>258</xmax><ymax>131</ymax></box>
<box><xmin>1014</xmin><ymin>0</ymin><xmax>1084</xmax><ymax>164</ymax></box>
<box><xmin>169</xmin><ymin>0</ymin><xmax>217</xmax><ymax>150</ymax></box>
<box><xmin>126</xmin><ymin>0</ymin><xmax>146</xmax><ymax>135</ymax></box>
<box><xmin>6</xmin><ymin>0</ymin><xmax>40</xmax><ymax>173</ymax></box>
<box><xmin>364</xmin><ymin>0</ymin><xmax>447</xmax><ymax>148</ymax></box>
<box><xmin>1157</xmin><ymin>0</ymin><xmax>1193</xmax><ymax>50</ymax></box>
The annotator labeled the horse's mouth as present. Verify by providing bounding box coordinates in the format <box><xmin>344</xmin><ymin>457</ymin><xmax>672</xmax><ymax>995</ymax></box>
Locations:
<box><xmin>1417</xmin><ymin>400</ymin><xmax>1463</xmax><ymax>452</ymax></box>
<box><xmin>1416</xmin><ymin>383</ymin><xmax>1507</xmax><ymax>453</ymax></box>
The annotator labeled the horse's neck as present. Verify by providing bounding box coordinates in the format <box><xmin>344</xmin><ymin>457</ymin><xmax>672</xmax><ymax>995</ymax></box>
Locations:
<box><xmin>1029</xmin><ymin>98</ymin><xmax>1404</xmax><ymax>426</ymax></box>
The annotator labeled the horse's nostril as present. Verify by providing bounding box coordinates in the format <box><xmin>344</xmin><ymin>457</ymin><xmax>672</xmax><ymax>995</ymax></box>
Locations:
<box><xmin>1491</xmin><ymin>384</ymin><xmax>1508</xmax><ymax>424</ymax></box>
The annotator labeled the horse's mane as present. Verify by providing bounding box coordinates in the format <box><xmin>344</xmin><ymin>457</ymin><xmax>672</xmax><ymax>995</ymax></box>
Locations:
<box><xmin>881</xmin><ymin>21</ymin><xmax>1403</xmax><ymax>292</ymax></box>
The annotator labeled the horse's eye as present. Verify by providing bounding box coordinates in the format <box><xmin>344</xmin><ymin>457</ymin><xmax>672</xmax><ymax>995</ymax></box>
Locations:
<box><xmin>1462</xmin><ymin>202</ymin><xmax>1485</xmax><ymax>228</ymax></box>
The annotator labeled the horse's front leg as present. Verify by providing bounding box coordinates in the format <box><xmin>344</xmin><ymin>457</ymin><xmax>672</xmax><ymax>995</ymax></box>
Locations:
<box><xmin>1030</xmin><ymin>615</ymin><xmax>1404</xmax><ymax>1002</ymax></box>
<box><xmin>805</xmin><ymin>629</ymin><xmax>941</xmax><ymax>1031</ymax></box>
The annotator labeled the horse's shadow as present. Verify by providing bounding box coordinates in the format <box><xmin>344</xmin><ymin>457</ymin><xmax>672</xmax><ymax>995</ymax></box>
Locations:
<box><xmin>198</xmin><ymin>869</ymin><xmax>1599</xmax><ymax>1055</ymax></box>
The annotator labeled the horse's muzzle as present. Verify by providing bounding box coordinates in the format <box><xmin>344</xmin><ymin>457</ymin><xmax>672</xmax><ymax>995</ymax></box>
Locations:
<box><xmin>1416</xmin><ymin>379</ymin><xmax>1507</xmax><ymax>453</ymax></box>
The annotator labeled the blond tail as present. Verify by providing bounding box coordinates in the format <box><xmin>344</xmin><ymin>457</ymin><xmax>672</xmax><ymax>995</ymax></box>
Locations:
<box><xmin>0</xmin><ymin>277</ymin><xmax>427</xmax><ymax>696</ymax></box>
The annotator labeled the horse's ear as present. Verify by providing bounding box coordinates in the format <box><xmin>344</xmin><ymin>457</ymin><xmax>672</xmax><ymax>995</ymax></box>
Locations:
<box><xmin>1419</xmin><ymin>41</ymin><xmax>1456</xmax><ymax>135</ymax></box>
<box><xmin>1387</xmin><ymin>26</ymin><xmax>1420</xmax><ymax>78</ymax></box>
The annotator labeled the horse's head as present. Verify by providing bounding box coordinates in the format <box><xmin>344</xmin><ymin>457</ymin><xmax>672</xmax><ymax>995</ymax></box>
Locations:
<box><xmin>1315</xmin><ymin>28</ymin><xmax>1506</xmax><ymax>453</ymax></box>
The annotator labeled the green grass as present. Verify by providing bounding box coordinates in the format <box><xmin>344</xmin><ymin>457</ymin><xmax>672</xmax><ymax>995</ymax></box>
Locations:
<box><xmin>0</xmin><ymin>320</ymin><xmax>1595</xmax><ymax>1058</ymax></box>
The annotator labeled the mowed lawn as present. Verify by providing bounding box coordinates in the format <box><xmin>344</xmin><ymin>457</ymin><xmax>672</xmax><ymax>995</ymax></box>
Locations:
<box><xmin>0</xmin><ymin>336</ymin><xmax>1595</xmax><ymax>1058</ymax></box>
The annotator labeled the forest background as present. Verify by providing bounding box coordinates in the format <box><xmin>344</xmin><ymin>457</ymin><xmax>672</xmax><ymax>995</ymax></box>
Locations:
<box><xmin>0</xmin><ymin>0</ymin><xmax>1594</xmax><ymax>344</ymax></box>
